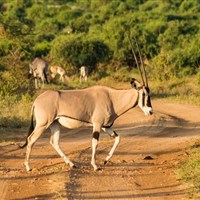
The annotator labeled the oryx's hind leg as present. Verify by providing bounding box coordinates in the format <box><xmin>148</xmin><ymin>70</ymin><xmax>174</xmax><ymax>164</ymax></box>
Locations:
<box><xmin>49</xmin><ymin>122</ymin><xmax>75</xmax><ymax>168</ymax></box>
<box><xmin>102</xmin><ymin>127</ymin><xmax>120</xmax><ymax>165</ymax></box>
<box><xmin>24</xmin><ymin>125</ymin><xmax>46</xmax><ymax>171</ymax></box>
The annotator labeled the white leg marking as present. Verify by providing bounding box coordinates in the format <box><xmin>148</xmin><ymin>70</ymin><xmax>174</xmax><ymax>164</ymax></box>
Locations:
<box><xmin>91</xmin><ymin>137</ymin><xmax>99</xmax><ymax>171</ymax></box>
<box><xmin>102</xmin><ymin>128</ymin><xmax>120</xmax><ymax>164</ymax></box>
<box><xmin>50</xmin><ymin>123</ymin><xmax>75</xmax><ymax>168</ymax></box>
<box><xmin>91</xmin><ymin>123</ymin><xmax>101</xmax><ymax>171</ymax></box>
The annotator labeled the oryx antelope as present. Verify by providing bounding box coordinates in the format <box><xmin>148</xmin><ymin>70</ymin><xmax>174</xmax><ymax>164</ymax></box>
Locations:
<box><xmin>80</xmin><ymin>66</ymin><xmax>88</xmax><ymax>82</ymax></box>
<box><xmin>29</xmin><ymin>57</ymin><xmax>49</xmax><ymax>89</ymax></box>
<box><xmin>21</xmin><ymin>38</ymin><xmax>153</xmax><ymax>172</ymax></box>
<box><xmin>50</xmin><ymin>66</ymin><xmax>69</xmax><ymax>84</ymax></box>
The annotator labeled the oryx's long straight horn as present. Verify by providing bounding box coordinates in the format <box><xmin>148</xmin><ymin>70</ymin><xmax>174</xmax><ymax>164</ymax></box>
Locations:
<box><xmin>127</xmin><ymin>35</ymin><xmax>145</xmax><ymax>86</ymax></box>
<box><xmin>134</xmin><ymin>37</ymin><xmax>148</xmax><ymax>87</ymax></box>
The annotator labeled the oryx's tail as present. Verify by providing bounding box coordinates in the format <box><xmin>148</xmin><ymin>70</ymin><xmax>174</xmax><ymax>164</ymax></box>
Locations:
<box><xmin>19</xmin><ymin>106</ymin><xmax>35</xmax><ymax>149</ymax></box>
<box><xmin>44</xmin><ymin>70</ymin><xmax>49</xmax><ymax>84</ymax></box>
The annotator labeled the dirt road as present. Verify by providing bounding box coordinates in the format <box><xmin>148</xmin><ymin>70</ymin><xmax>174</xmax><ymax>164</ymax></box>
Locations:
<box><xmin>0</xmin><ymin>100</ymin><xmax>200</xmax><ymax>200</ymax></box>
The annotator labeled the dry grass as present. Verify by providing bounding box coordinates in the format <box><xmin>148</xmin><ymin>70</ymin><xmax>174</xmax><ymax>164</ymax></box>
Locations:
<box><xmin>0</xmin><ymin>94</ymin><xmax>32</xmax><ymax>128</ymax></box>
<box><xmin>177</xmin><ymin>139</ymin><xmax>200</xmax><ymax>199</ymax></box>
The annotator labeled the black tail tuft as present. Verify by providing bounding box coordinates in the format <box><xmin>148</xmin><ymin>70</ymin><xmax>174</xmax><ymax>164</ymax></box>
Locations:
<box><xmin>44</xmin><ymin>71</ymin><xmax>49</xmax><ymax>84</ymax></box>
<box><xmin>20</xmin><ymin>113</ymin><xmax>34</xmax><ymax>149</ymax></box>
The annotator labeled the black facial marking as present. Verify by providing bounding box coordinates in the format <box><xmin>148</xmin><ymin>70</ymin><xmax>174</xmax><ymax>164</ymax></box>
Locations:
<box><xmin>146</xmin><ymin>87</ymin><xmax>150</xmax><ymax>94</ymax></box>
<box><xmin>142</xmin><ymin>92</ymin><xmax>145</xmax><ymax>106</ymax></box>
<box><xmin>93</xmin><ymin>131</ymin><xmax>100</xmax><ymax>140</ymax></box>
<box><xmin>145</xmin><ymin>87</ymin><xmax>152</xmax><ymax>107</ymax></box>
<box><xmin>147</xmin><ymin>96</ymin><xmax>152</xmax><ymax>107</ymax></box>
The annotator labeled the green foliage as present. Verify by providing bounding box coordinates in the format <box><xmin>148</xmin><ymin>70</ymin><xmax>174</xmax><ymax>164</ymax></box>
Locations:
<box><xmin>109</xmin><ymin>66</ymin><xmax>138</xmax><ymax>82</ymax></box>
<box><xmin>179</xmin><ymin>0</ymin><xmax>200</xmax><ymax>13</ymax></box>
<box><xmin>33</xmin><ymin>41</ymin><xmax>51</xmax><ymax>57</ymax></box>
<box><xmin>70</xmin><ymin>16</ymin><xmax>90</xmax><ymax>33</ymax></box>
<box><xmin>0</xmin><ymin>39</ymin><xmax>12</xmax><ymax>56</ymax></box>
<box><xmin>178</xmin><ymin>139</ymin><xmax>200</xmax><ymax>199</ymax></box>
<box><xmin>0</xmin><ymin>68</ymin><xmax>30</xmax><ymax>96</ymax></box>
<box><xmin>51</xmin><ymin>34</ymin><xmax>111</xmax><ymax>71</ymax></box>
<box><xmin>1</xmin><ymin>0</ymin><xmax>200</xmax><ymax>74</ymax></box>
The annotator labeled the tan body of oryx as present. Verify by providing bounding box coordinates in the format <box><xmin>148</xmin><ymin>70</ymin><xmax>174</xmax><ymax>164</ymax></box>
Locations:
<box><xmin>22</xmin><ymin>36</ymin><xmax>153</xmax><ymax>172</ymax></box>
<box><xmin>29</xmin><ymin>57</ymin><xmax>49</xmax><ymax>89</ymax></box>
<box><xmin>22</xmin><ymin>79</ymin><xmax>152</xmax><ymax>172</ymax></box>
<box><xmin>50</xmin><ymin>66</ymin><xmax>69</xmax><ymax>84</ymax></box>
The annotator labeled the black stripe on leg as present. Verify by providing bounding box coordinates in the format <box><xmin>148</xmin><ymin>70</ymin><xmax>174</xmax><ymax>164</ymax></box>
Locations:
<box><xmin>93</xmin><ymin>131</ymin><xmax>100</xmax><ymax>140</ymax></box>
<box><xmin>112</xmin><ymin>131</ymin><xmax>118</xmax><ymax>138</ymax></box>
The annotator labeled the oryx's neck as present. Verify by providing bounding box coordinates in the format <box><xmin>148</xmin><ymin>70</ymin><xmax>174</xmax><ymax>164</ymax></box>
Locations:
<box><xmin>109</xmin><ymin>88</ymin><xmax>138</xmax><ymax>117</ymax></box>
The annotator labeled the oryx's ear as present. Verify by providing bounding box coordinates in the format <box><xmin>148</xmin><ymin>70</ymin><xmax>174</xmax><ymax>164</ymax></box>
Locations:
<box><xmin>130</xmin><ymin>78</ymin><xmax>142</xmax><ymax>90</ymax></box>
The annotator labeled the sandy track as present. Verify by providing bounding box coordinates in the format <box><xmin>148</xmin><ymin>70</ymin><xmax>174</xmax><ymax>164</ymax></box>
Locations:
<box><xmin>0</xmin><ymin>101</ymin><xmax>200</xmax><ymax>200</ymax></box>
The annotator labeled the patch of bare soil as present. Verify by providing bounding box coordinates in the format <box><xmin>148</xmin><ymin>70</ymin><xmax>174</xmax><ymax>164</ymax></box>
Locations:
<box><xmin>0</xmin><ymin>100</ymin><xmax>200</xmax><ymax>200</ymax></box>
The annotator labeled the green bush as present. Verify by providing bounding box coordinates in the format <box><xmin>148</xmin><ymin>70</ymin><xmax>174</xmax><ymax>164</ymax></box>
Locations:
<box><xmin>51</xmin><ymin>34</ymin><xmax>111</xmax><ymax>71</ymax></box>
<box><xmin>0</xmin><ymin>39</ymin><xmax>12</xmax><ymax>56</ymax></box>
<box><xmin>33</xmin><ymin>41</ymin><xmax>51</xmax><ymax>57</ymax></box>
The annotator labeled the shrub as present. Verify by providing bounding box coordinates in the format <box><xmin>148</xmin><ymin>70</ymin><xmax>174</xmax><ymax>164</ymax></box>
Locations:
<box><xmin>33</xmin><ymin>41</ymin><xmax>51</xmax><ymax>57</ymax></box>
<box><xmin>0</xmin><ymin>39</ymin><xmax>12</xmax><ymax>56</ymax></box>
<box><xmin>51</xmin><ymin>34</ymin><xmax>111</xmax><ymax>72</ymax></box>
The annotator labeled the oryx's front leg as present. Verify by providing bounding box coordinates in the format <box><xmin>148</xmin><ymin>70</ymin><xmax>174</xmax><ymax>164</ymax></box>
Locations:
<box><xmin>102</xmin><ymin>128</ymin><xmax>120</xmax><ymax>165</ymax></box>
<box><xmin>91</xmin><ymin>123</ymin><xmax>101</xmax><ymax>171</ymax></box>
<box><xmin>50</xmin><ymin>122</ymin><xmax>75</xmax><ymax>168</ymax></box>
<box><xmin>40</xmin><ymin>75</ymin><xmax>45</xmax><ymax>89</ymax></box>
<box><xmin>34</xmin><ymin>77</ymin><xmax>38</xmax><ymax>89</ymax></box>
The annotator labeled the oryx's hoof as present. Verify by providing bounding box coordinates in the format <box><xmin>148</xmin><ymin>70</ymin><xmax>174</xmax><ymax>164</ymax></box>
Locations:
<box><xmin>94</xmin><ymin>167</ymin><xmax>101</xmax><ymax>171</ymax></box>
<box><xmin>24</xmin><ymin>163</ymin><xmax>32</xmax><ymax>172</ymax></box>
<box><xmin>104</xmin><ymin>160</ymin><xmax>108</xmax><ymax>165</ymax></box>
<box><xmin>91</xmin><ymin>162</ymin><xmax>101</xmax><ymax>171</ymax></box>
<box><xmin>69</xmin><ymin>163</ymin><xmax>76</xmax><ymax>169</ymax></box>
<box><xmin>26</xmin><ymin>168</ymin><xmax>32</xmax><ymax>172</ymax></box>
<box><xmin>71</xmin><ymin>164</ymin><xmax>77</xmax><ymax>169</ymax></box>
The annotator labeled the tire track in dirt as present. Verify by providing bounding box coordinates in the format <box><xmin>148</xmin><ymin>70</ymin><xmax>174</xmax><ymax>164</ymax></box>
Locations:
<box><xmin>0</xmin><ymin>180</ymin><xmax>8</xmax><ymax>200</ymax></box>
